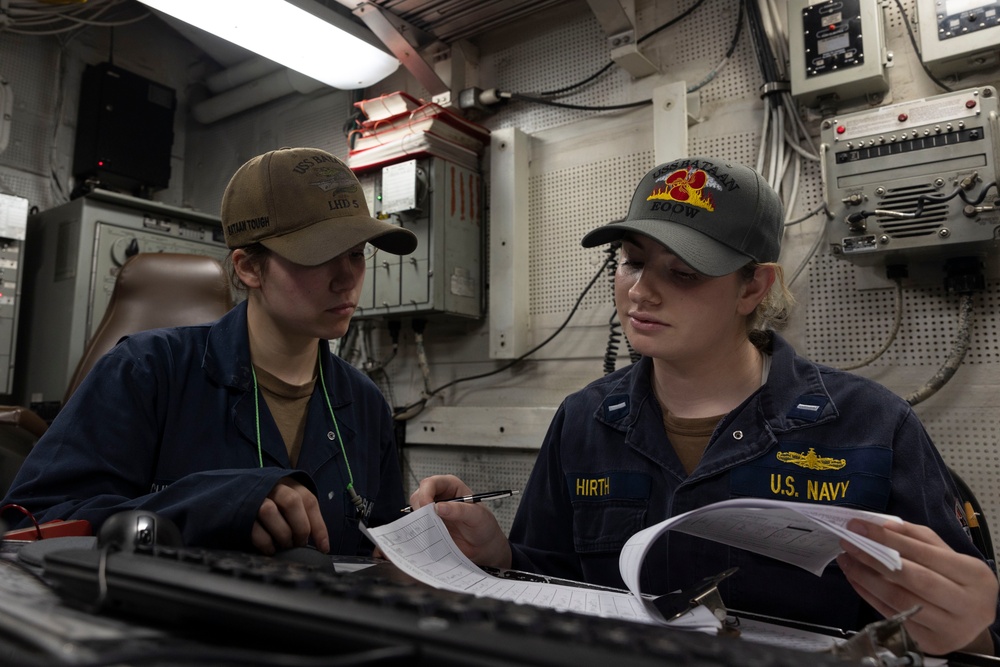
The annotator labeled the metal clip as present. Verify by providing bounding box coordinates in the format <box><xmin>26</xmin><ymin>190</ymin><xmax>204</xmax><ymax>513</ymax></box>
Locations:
<box><xmin>652</xmin><ymin>567</ymin><xmax>738</xmax><ymax>623</ymax></box>
<box><xmin>830</xmin><ymin>606</ymin><xmax>923</xmax><ymax>666</ymax></box>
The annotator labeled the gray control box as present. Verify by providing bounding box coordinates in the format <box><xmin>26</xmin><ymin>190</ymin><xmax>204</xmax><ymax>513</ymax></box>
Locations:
<box><xmin>822</xmin><ymin>86</ymin><xmax>1000</xmax><ymax>267</ymax></box>
<box><xmin>18</xmin><ymin>190</ymin><xmax>229</xmax><ymax>406</ymax></box>
<box><xmin>355</xmin><ymin>157</ymin><xmax>483</xmax><ymax>320</ymax></box>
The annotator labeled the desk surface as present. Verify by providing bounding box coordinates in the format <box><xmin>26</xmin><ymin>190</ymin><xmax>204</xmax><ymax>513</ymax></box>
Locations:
<box><xmin>1</xmin><ymin>540</ymin><xmax>997</xmax><ymax>667</ymax></box>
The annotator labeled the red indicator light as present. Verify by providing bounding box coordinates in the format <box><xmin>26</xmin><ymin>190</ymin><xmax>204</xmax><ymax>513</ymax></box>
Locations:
<box><xmin>897</xmin><ymin>113</ymin><xmax>908</xmax><ymax>122</ymax></box>
<box><xmin>966</xmin><ymin>99</ymin><xmax>978</xmax><ymax>109</ymax></box>
<box><xmin>836</xmin><ymin>125</ymin><xmax>846</xmax><ymax>134</ymax></box>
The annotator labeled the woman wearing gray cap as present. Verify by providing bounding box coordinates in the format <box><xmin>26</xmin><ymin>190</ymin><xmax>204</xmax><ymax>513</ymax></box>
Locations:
<box><xmin>3</xmin><ymin>147</ymin><xmax>416</xmax><ymax>557</ymax></box>
<box><xmin>411</xmin><ymin>157</ymin><xmax>998</xmax><ymax>656</ymax></box>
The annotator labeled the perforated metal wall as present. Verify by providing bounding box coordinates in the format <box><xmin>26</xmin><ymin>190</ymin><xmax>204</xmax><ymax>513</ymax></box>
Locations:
<box><xmin>0</xmin><ymin>34</ymin><xmax>66</xmax><ymax>208</ymax></box>
<box><xmin>401</xmin><ymin>446</ymin><xmax>537</xmax><ymax>534</ymax></box>
<box><xmin>484</xmin><ymin>1</ymin><xmax>759</xmax><ymax>134</ymax></box>
<box><xmin>528</xmin><ymin>153</ymin><xmax>651</xmax><ymax>316</ymax></box>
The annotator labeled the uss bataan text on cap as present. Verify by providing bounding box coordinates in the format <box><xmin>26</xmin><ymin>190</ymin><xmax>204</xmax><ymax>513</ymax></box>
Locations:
<box><xmin>581</xmin><ymin>157</ymin><xmax>784</xmax><ymax>276</ymax></box>
<box><xmin>221</xmin><ymin>147</ymin><xmax>417</xmax><ymax>266</ymax></box>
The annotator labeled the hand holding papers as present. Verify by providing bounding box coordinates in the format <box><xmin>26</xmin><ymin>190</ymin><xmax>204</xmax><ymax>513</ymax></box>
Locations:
<box><xmin>619</xmin><ymin>497</ymin><xmax>902</xmax><ymax>590</ymax></box>
<box><xmin>362</xmin><ymin>498</ymin><xmax>904</xmax><ymax>635</ymax></box>
<box><xmin>361</xmin><ymin>504</ymin><xmax>721</xmax><ymax>632</ymax></box>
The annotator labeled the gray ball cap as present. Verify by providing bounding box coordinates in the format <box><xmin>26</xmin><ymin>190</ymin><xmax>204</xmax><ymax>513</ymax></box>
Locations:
<box><xmin>581</xmin><ymin>157</ymin><xmax>783</xmax><ymax>276</ymax></box>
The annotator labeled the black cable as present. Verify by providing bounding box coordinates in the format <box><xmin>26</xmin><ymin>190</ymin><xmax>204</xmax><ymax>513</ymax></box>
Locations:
<box><xmin>343</xmin><ymin>89</ymin><xmax>366</xmax><ymax>150</ymax></box>
<box><xmin>393</xmin><ymin>252</ymin><xmax>617</xmax><ymax>418</ymax></box>
<box><xmin>539</xmin><ymin>0</ymin><xmax>708</xmax><ymax>97</ymax></box>
<box><xmin>541</xmin><ymin>62</ymin><xmax>616</xmax><ymax>97</ymax></box>
<box><xmin>602</xmin><ymin>244</ymin><xmax>623</xmax><ymax>375</ymax></box>
<box><xmin>847</xmin><ymin>181</ymin><xmax>999</xmax><ymax>224</ymax></box>
<box><xmin>723</xmin><ymin>0</ymin><xmax>745</xmax><ymax>60</ymax></box>
<box><xmin>785</xmin><ymin>202</ymin><xmax>832</xmax><ymax>227</ymax></box>
<box><xmin>604</xmin><ymin>309</ymin><xmax>624</xmax><ymax>375</ymax></box>
<box><xmin>510</xmin><ymin>93</ymin><xmax>651</xmax><ymax>111</ymax></box>
<box><xmin>892</xmin><ymin>0</ymin><xmax>954</xmax><ymax>93</ymax></box>
<box><xmin>905</xmin><ymin>293</ymin><xmax>974</xmax><ymax>406</ymax></box>
<box><xmin>637</xmin><ymin>0</ymin><xmax>709</xmax><ymax>44</ymax></box>
<box><xmin>743</xmin><ymin>0</ymin><xmax>781</xmax><ymax>88</ymax></box>
<box><xmin>688</xmin><ymin>0</ymin><xmax>747</xmax><ymax>93</ymax></box>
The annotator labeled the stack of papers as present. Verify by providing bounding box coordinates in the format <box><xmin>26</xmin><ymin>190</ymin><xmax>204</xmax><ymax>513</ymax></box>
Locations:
<box><xmin>362</xmin><ymin>504</ymin><xmax>721</xmax><ymax>632</ymax></box>
<box><xmin>362</xmin><ymin>498</ymin><xmax>903</xmax><ymax>634</ymax></box>
<box><xmin>348</xmin><ymin>92</ymin><xmax>490</xmax><ymax>173</ymax></box>
<box><xmin>620</xmin><ymin>497</ymin><xmax>902</xmax><ymax>582</ymax></box>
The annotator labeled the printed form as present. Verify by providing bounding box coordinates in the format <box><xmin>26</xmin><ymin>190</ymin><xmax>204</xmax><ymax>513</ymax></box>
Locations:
<box><xmin>363</xmin><ymin>498</ymin><xmax>902</xmax><ymax>635</ymax></box>
<box><xmin>620</xmin><ymin>497</ymin><xmax>902</xmax><ymax>591</ymax></box>
<box><xmin>361</xmin><ymin>504</ymin><xmax>719</xmax><ymax>631</ymax></box>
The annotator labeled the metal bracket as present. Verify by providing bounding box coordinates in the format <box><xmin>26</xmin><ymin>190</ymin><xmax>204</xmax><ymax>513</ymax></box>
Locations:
<box><xmin>351</xmin><ymin>1</ymin><xmax>451</xmax><ymax>98</ymax></box>
<box><xmin>652</xmin><ymin>567</ymin><xmax>737</xmax><ymax>622</ymax></box>
<box><xmin>831</xmin><ymin>606</ymin><xmax>924</xmax><ymax>666</ymax></box>
<box><xmin>585</xmin><ymin>0</ymin><xmax>659</xmax><ymax>78</ymax></box>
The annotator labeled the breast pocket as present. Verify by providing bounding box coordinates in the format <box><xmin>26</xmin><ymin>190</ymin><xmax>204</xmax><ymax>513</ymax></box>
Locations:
<box><xmin>572</xmin><ymin>499</ymin><xmax>648</xmax><ymax>554</ymax></box>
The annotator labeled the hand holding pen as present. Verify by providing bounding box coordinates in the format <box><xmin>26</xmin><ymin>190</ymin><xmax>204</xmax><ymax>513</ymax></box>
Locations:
<box><xmin>402</xmin><ymin>489</ymin><xmax>519</xmax><ymax>513</ymax></box>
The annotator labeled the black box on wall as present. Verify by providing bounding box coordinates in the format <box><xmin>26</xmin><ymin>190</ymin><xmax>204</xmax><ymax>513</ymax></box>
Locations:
<box><xmin>72</xmin><ymin>63</ymin><xmax>176</xmax><ymax>197</ymax></box>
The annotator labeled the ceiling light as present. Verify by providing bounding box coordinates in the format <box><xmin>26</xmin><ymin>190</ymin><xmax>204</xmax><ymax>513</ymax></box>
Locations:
<box><xmin>136</xmin><ymin>0</ymin><xmax>399</xmax><ymax>89</ymax></box>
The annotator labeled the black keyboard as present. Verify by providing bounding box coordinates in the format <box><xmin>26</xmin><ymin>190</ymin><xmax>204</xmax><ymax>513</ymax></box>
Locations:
<box><xmin>43</xmin><ymin>546</ymin><xmax>861</xmax><ymax>667</ymax></box>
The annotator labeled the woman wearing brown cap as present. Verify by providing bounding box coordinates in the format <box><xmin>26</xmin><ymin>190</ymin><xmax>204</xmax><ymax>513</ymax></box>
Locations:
<box><xmin>4</xmin><ymin>147</ymin><xmax>416</xmax><ymax>558</ymax></box>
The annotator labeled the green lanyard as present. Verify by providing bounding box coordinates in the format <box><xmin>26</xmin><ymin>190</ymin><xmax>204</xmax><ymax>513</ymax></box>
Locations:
<box><xmin>250</xmin><ymin>349</ymin><xmax>361</xmax><ymax>507</ymax></box>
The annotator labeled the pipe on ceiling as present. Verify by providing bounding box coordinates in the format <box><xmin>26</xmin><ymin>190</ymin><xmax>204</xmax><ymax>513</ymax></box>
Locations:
<box><xmin>192</xmin><ymin>66</ymin><xmax>326</xmax><ymax>124</ymax></box>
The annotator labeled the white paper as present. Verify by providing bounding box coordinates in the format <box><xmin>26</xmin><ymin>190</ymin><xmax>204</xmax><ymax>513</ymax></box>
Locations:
<box><xmin>620</xmin><ymin>497</ymin><xmax>902</xmax><ymax>599</ymax></box>
<box><xmin>362</xmin><ymin>498</ymin><xmax>903</xmax><ymax>638</ymax></box>
<box><xmin>361</xmin><ymin>504</ymin><xmax>719</xmax><ymax>631</ymax></box>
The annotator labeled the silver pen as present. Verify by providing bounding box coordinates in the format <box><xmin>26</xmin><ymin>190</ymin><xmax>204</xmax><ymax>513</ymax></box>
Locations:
<box><xmin>401</xmin><ymin>489</ymin><xmax>520</xmax><ymax>513</ymax></box>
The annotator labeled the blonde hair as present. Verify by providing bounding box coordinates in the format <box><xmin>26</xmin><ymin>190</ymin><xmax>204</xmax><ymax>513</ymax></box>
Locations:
<box><xmin>741</xmin><ymin>261</ymin><xmax>794</xmax><ymax>344</ymax></box>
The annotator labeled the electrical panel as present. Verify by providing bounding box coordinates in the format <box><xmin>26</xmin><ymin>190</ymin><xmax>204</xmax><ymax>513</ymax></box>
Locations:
<box><xmin>354</xmin><ymin>158</ymin><xmax>482</xmax><ymax>320</ymax></box>
<box><xmin>917</xmin><ymin>0</ymin><xmax>1000</xmax><ymax>77</ymax></box>
<box><xmin>0</xmin><ymin>194</ymin><xmax>27</xmax><ymax>396</ymax></box>
<box><xmin>17</xmin><ymin>189</ymin><xmax>229</xmax><ymax>407</ymax></box>
<box><xmin>822</xmin><ymin>86</ymin><xmax>1000</xmax><ymax>267</ymax></box>
<box><xmin>787</xmin><ymin>0</ymin><xmax>891</xmax><ymax>107</ymax></box>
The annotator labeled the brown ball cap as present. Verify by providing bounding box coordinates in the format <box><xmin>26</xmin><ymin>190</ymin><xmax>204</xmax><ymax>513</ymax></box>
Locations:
<box><xmin>221</xmin><ymin>147</ymin><xmax>417</xmax><ymax>265</ymax></box>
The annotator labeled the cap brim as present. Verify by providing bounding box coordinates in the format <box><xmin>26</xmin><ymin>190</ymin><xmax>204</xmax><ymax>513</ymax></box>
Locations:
<box><xmin>262</xmin><ymin>216</ymin><xmax>417</xmax><ymax>266</ymax></box>
<box><xmin>581</xmin><ymin>219</ymin><xmax>752</xmax><ymax>277</ymax></box>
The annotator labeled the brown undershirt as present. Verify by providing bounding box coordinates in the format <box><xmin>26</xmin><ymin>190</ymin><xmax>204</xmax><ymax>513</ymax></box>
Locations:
<box><xmin>661</xmin><ymin>352</ymin><xmax>772</xmax><ymax>474</ymax></box>
<box><xmin>662</xmin><ymin>410</ymin><xmax>724</xmax><ymax>475</ymax></box>
<box><xmin>253</xmin><ymin>364</ymin><xmax>316</xmax><ymax>467</ymax></box>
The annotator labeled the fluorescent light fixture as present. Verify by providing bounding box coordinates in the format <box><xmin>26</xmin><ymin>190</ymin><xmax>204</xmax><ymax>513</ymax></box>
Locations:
<box><xmin>136</xmin><ymin>0</ymin><xmax>399</xmax><ymax>89</ymax></box>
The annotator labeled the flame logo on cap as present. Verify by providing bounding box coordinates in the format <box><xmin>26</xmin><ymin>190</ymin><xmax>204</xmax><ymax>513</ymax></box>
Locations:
<box><xmin>647</xmin><ymin>168</ymin><xmax>720</xmax><ymax>212</ymax></box>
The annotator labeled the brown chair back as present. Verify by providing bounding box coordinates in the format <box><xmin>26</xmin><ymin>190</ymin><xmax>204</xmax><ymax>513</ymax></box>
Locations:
<box><xmin>63</xmin><ymin>252</ymin><xmax>234</xmax><ymax>403</ymax></box>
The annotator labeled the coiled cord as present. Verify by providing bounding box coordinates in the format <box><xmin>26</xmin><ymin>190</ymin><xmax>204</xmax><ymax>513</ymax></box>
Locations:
<box><xmin>603</xmin><ymin>244</ymin><xmax>623</xmax><ymax>375</ymax></box>
<box><xmin>602</xmin><ymin>243</ymin><xmax>641</xmax><ymax>374</ymax></box>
